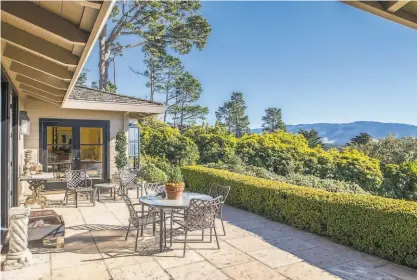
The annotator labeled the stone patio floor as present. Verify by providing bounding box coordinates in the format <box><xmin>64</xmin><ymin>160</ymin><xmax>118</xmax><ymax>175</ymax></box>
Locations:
<box><xmin>2</xmin><ymin>191</ymin><xmax>417</xmax><ymax>280</ymax></box>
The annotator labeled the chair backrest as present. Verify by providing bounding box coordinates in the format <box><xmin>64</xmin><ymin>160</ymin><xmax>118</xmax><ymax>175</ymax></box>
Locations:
<box><xmin>120</xmin><ymin>192</ymin><xmax>140</xmax><ymax>227</ymax></box>
<box><xmin>209</xmin><ymin>184</ymin><xmax>230</xmax><ymax>204</ymax></box>
<box><xmin>119</xmin><ymin>169</ymin><xmax>138</xmax><ymax>187</ymax></box>
<box><xmin>144</xmin><ymin>183</ymin><xmax>165</xmax><ymax>195</ymax></box>
<box><xmin>186</xmin><ymin>196</ymin><xmax>222</xmax><ymax>231</ymax></box>
<box><xmin>65</xmin><ymin>170</ymin><xmax>87</xmax><ymax>190</ymax></box>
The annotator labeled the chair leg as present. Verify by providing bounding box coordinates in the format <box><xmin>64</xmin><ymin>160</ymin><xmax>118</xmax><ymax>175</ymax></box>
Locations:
<box><xmin>201</xmin><ymin>229</ymin><xmax>204</xmax><ymax>241</ymax></box>
<box><xmin>170</xmin><ymin>212</ymin><xmax>173</xmax><ymax>247</ymax></box>
<box><xmin>125</xmin><ymin>222</ymin><xmax>131</xmax><ymax>240</ymax></box>
<box><xmin>210</xmin><ymin>228</ymin><xmax>212</xmax><ymax>243</ymax></box>
<box><xmin>183</xmin><ymin>229</ymin><xmax>188</xmax><ymax>258</ymax></box>
<box><xmin>93</xmin><ymin>189</ymin><xmax>96</xmax><ymax>206</ymax></box>
<box><xmin>135</xmin><ymin>227</ymin><xmax>139</xmax><ymax>252</ymax></box>
<box><xmin>220</xmin><ymin>217</ymin><xmax>226</xmax><ymax>236</ymax></box>
<box><xmin>64</xmin><ymin>190</ymin><xmax>68</xmax><ymax>205</ymax></box>
<box><xmin>152</xmin><ymin>217</ymin><xmax>156</xmax><ymax>236</ymax></box>
<box><xmin>213</xmin><ymin>225</ymin><xmax>220</xmax><ymax>249</ymax></box>
<box><xmin>136</xmin><ymin>187</ymin><xmax>139</xmax><ymax>199</ymax></box>
<box><xmin>164</xmin><ymin>213</ymin><xmax>167</xmax><ymax>248</ymax></box>
<box><xmin>75</xmin><ymin>192</ymin><xmax>78</xmax><ymax>208</ymax></box>
<box><xmin>140</xmin><ymin>205</ymin><xmax>144</xmax><ymax>236</ymax></box>
<box><xmin>98</xmin><ymin>187</ymin><xmax>100</xmax><ymax>202</ymax></box>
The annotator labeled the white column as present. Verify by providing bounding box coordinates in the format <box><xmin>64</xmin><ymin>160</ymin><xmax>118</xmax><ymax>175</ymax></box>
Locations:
<box><xmin>2</xmin><ymin>207</ymin><xmax>32</xmax><ymax>271</ymax></box>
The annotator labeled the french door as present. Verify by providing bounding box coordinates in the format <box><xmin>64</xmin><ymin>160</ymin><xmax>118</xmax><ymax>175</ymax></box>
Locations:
<box><xmin>40</xmin><ymin>119</ymin><xmax>110</xmax><ymax>179</ymax></box>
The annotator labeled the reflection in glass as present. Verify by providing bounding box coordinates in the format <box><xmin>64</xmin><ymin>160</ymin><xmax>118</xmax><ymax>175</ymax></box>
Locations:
<box><xmin>47</xmin><ymin>126</ymin><xmax>72</xmax><ymax>178</ymax></box>
<box><xmin>80</xmin><ymin>127</ymin><xmax>104</xmax><ymax>178</ymax></box>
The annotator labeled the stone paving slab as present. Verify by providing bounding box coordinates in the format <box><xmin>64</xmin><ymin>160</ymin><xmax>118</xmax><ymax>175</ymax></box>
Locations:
<box><xmin>222</xmin><ymin>261</ymin><xmax>289</xmax><ymax>280</ymax></box>
<box><xmin>2</xmin><ymin>192</ymin><xmax>417</xmax><ymax>280</ymax></box>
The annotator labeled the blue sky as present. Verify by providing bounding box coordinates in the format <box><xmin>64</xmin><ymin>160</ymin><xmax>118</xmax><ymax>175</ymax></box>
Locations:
<box><xmin>83</xmin><ymin>1</ymin><xmax>417</xmax><ymax>128</ymax></box>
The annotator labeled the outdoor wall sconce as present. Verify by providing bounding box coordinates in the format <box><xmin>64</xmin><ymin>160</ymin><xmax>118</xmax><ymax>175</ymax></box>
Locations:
<box><xmin>20</xmin><ymin>111</ymin><xmax>30</xmax><ymax>135</ymax></box>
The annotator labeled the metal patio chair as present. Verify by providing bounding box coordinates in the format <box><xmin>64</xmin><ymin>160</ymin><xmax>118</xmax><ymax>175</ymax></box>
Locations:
<box><xmin>64</xmin><ymin>169</ymin><xmax>96</xmax><ymax>208</ymax></box>
<box><xmin>119</xmin><ymin>187</ymin><xmax>161</xmax><ymax>252</ymax></box>
<box><xmin>209</xmin><ymin>184</ymin><xmax>230</xmax><ymax>235</ymax></box>
<box><xmin>119</xmin><ymin>168</ymin><xmax>142</xmax><ymax>198</ymax></box>
<box><xmin>173</xmin><ymin>196</ymin><xmax>222</xmax><ymax>257</ymax></box>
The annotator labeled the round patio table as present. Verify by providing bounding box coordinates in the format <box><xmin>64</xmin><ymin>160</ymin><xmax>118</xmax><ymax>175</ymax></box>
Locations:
<box><xmin>139</xmin><ymin>192</ymin><xmax>212</xmax><ymax>252</ymax></box>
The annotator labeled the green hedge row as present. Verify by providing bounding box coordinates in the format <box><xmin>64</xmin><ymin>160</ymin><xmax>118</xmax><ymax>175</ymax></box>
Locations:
<box><xmin>182</xmin><ymin>166</ymin><xmax>417</xmax><ymax>268</ymax></box>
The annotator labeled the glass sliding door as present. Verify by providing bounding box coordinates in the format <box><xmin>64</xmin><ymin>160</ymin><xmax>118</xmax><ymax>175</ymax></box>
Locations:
<box><xmin>80</xmin><ymin>127</ymin><xmax>103</xmax><ymax>178</ymax></box>
<box><xmin>46</xmin><ymin>126</ymin><xmax>73</xmax><ymax>178</ymax></box>
<box><xmin>40</xmin><ymin>119</ymin><xmax>109</xmax><ymax>180</ymax></box>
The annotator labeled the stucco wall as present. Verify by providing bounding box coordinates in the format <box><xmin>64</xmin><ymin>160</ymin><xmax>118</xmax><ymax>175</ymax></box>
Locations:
<box><xmin>24</xmin><ymin>98</ymin><xmax>127</xmax><ymax>178</ymax></box>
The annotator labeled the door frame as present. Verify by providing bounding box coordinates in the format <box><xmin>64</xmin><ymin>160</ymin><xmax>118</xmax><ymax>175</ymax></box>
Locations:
<box><xmin>39</xmin><ymin>118</ymin><xmax>110</xmax><ymax>179</ymax></box>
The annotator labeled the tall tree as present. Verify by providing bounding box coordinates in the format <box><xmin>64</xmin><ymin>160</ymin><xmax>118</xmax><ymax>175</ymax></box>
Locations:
<box><xmin>130</xmin><ymin>50</ymin><xmax>183</xmax><ymax>112</ymax></box>
<box><xmin>349</xmin><ymin>133</ymin><xmax>372</xmax><ymax>146</ymax></box>
<box><xmin>76</xmin><ymin>69</ymin><xmax>89</xmax><ymax>86</ymax></box>
<box><xmin>298</xmin><ymin>129</ymin><xmax>324</xmax><ymax>148</ymax></box>
<box><xmin>262</xmin><ymin>107</ymin><xmax>286</xmax><ymax>133</ymax></box>
<box><xmin>169</xmin><ymin>72</ymin><xmax>208</xmax><ymax>132</ymax></box>
<box><xmin>216</xmin><ymin>92</ymin><xmax>250</xmax><ymax>137</ymax></box>
<box><xmin>98</xmin><ymin>1</ymin><xmax>211</xmax><ymax>90</ymax></box>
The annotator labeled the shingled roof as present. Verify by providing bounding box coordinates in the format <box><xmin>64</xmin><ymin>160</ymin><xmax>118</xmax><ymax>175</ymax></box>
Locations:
<box><xmin>70</xmin><ymin>86</ymin><xmax>164</xmax><ymax>106</ymax></box>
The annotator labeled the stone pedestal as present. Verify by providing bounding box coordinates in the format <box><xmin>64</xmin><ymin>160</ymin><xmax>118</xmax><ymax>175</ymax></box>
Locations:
<box><xmin>1</xmin><ymin>207</ymin><xmax>32</xmax><ymax>271</ymax></box>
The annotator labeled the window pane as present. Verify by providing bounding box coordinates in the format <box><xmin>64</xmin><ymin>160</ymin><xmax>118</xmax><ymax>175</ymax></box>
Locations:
<box><xmin>80</xmin><ymin>145</ymin><xmax>103</xmax><ymax>162</ymax></box>
<box><xmin>80</xmin><ymin>127</ymin><xmax>103</xmax><ymax>144</ymax></box>
<box><xmin>46</xmin><ymin>145</ymin><xmax>72</xmax><ymax>177</ymax></box>
<box><xmin>47</xmin><ymin>126</ymin><xmax>72</xmax><ymax>145</ymax></box>
<box><xmin>81</xmin><ymin>162</ymin><xmax>102</xmax><ymax>178</ymax></box>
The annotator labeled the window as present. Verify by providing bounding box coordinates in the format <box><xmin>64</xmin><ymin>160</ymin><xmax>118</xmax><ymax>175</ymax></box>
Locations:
<box><xmin>128</xmin><ymin>123</ymin><xmax>140</xmax><ymax>168</ymax></box>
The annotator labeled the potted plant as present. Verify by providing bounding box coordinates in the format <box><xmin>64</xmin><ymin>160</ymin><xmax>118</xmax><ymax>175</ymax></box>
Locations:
<box><xmin>165</xmin><ymin>165</ymin><xmax>184</xmax><ymax>200</ymax></box>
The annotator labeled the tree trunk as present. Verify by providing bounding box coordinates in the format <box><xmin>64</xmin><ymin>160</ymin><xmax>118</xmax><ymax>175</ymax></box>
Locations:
<box><xmin>164</xmin><ymin>73</ymin><xmax>171</xmax><ymax>122</ymax></box>
<box><xmin>99</xmin><ymin>25</ymin><xmax>110</xmax><ymax>90</ymax></box>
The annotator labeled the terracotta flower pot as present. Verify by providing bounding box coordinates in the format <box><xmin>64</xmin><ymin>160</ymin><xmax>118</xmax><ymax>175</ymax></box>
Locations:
<box><xmin>165</xmin><ymin>182</ymin><xmax>185</xmax><ymax>200</ymax></box>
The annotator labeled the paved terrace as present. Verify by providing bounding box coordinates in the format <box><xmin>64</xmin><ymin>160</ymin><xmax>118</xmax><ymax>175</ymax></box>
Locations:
<box><xmin>2</xmin><ymin>192</ymin><xmax>417</xmax><ymax>280</ymax></box>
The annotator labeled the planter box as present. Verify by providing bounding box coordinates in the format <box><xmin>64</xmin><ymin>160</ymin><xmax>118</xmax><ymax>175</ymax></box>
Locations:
<box><xmin>28</xmin><ymin>210</ymin><xmax>65</xmax><ymax>248</ymax></box>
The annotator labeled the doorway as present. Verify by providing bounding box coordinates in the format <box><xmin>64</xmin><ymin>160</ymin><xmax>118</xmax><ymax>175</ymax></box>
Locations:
<box><xmin>40</xmin><ymin>119</ymin><xmax>110</xmax><ymax>180</ymax></box>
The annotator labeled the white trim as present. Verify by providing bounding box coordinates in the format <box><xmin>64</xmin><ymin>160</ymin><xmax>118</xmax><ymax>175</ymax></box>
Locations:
<box><xmin>61</xmin><ymin>0</ymin><xmax>116</xmax><ymax>107</ymax></box>
<box><xmin>62</xmin><ymin>99</ymin><xmax>167</xmax><ymax>114</ymax></box>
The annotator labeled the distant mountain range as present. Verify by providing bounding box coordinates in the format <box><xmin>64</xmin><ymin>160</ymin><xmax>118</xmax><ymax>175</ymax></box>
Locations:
<box><xmin>252</xmin><ymin>121</ymin><xmax>417</xmax><ymax>146</ymax></box>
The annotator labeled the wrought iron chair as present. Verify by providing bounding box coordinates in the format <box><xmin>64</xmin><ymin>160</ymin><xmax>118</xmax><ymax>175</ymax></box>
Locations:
<box><xmin>119</xmin><ymin>187</ymin><xmax>161</xmax><ymax>252</ymax></box>
<box><xmin>144</xmin><ymin>183</ymin><xmax>166</xmax><ymax>196</ymax></box>
<box><xmin>64</xmin><ymin>169</ymin><xmax>96</xmax><ymax>208</ymax></box>
<box><xmin>119</xmin><ymin>168</ymin><xmax>142</xmax><ymax>198</ymax></box>
<box><xmin>209</xmin><ymin>184</ymin><xmax>231</xmax><ymax>235</ymax></box>
<box><xmin>173</xmin><ymin>196</ymin><xmax>222</xmax><ymax>257</ymax></box>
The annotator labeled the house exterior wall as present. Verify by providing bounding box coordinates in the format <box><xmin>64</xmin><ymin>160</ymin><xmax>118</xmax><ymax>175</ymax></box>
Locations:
<box><xmin>24</xmin><ymin>98</ymin><xmax>127</xmax><ymax>178</ymax></box>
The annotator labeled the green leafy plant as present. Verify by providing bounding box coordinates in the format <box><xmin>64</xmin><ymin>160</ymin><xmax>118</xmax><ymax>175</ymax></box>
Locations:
<box><xmin>115</xmin><ymin>129</ymin><xmax>128</xmax><ymax>172</ymax></box>
<box><xmin>140</xmin><ymin>163</ymin><xmax>167</xmax><ymax>183</ymax></box>
<box><xmin>182</xmin><ymin>166</ymin><xmax>417</xmax><ymax>268</ymax></box>
<box><xmin>166</xmin><ymin>165</ymin><xmax>183</xmax><ymax>183</ymax></box>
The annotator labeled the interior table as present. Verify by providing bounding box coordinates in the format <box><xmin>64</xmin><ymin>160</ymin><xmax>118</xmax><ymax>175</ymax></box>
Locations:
<box><xmin>20</xmin><ymin>173</ymin><xmax>55</xmax><ymax>208</ymax></box>
<box><xmin>139</xmin><ymin>192</ymin><xmax>212</xmax><ymax>252</ymax></box>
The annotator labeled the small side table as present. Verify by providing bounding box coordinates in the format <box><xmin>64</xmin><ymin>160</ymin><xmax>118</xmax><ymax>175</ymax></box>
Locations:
<box><xmin>95</xmin><ymin>183</ymin><xmax>117</xmax><ymax>201</ymax></box>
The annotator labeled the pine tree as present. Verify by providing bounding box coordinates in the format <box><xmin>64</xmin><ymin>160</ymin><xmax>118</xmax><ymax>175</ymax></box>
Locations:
<box><xmin>169</xmin><ymin>72</ymin><xmax>208</xmax><ymax>132</ymax></box>
<box><xmin>298</xmin><ymin>129</ymin><xmax>324</xmax><ymax>148</ymax></box>
<box><xmin>98</xmin><ymin>1</ymin><xmax>211</xmax><ymax>90</ymax></box>
<box><xmin>262</xmin><ymin>107</ymin><xmax>286</xmax><ymax>132</ymax></box>
<box><xmin>216</xmin><ymin>92</ymin><xmax>250</xmax><ymax>137</ymax></box>
<box><xmin>350</xmin><ymin>133</ymin><xmax>372</xmax><ymax>146</ymax></box>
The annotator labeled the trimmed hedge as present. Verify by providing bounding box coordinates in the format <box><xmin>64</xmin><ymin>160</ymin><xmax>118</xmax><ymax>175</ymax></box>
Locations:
<box><xmin>182</xmin><ymin>166</ymin><xmax>417</xmax><ymax>268</ymax></box>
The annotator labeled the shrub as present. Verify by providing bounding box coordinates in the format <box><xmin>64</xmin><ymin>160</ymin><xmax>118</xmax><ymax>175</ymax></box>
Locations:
<box><xmin>381</xmin><ymin>162</ymin><xmax>417</xmax><ymax>200</ymax></box>
<box><xmin>139</xmin><ymin>118</ymin><xmax>199</xmax><ymax>165</ymax></box>
<box><xmin>206</xmin><ymin>161</ymin><xmax>366</xmax><ymax>194</ymax></box>
<box><xmin>182</xmin><ymin>166</ymin><xmax>417</xmax><ymax>268</ymax></box>
<box><xmin>184</xmin><ymin>123</ymin><xmax>237</xmax><ymax>164</ymax></box>
<box><xmin>277</xmin><ymin>173</ymin><xmax>367</xmax><ymax>194</ymax></box>
<box><xmin>166</xmin><ymin>165</ymin><xmax>183</xmax><ymax>183</ymax></box>
<box><xmin>236</xmin><ymin>131</ymin><xmax>383</xmax><ymax>192</ymax></box>
<box><xmin>139</xmin><ymin>163</ymin><xmax>167</xmax><ymax>183</ymax></box>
